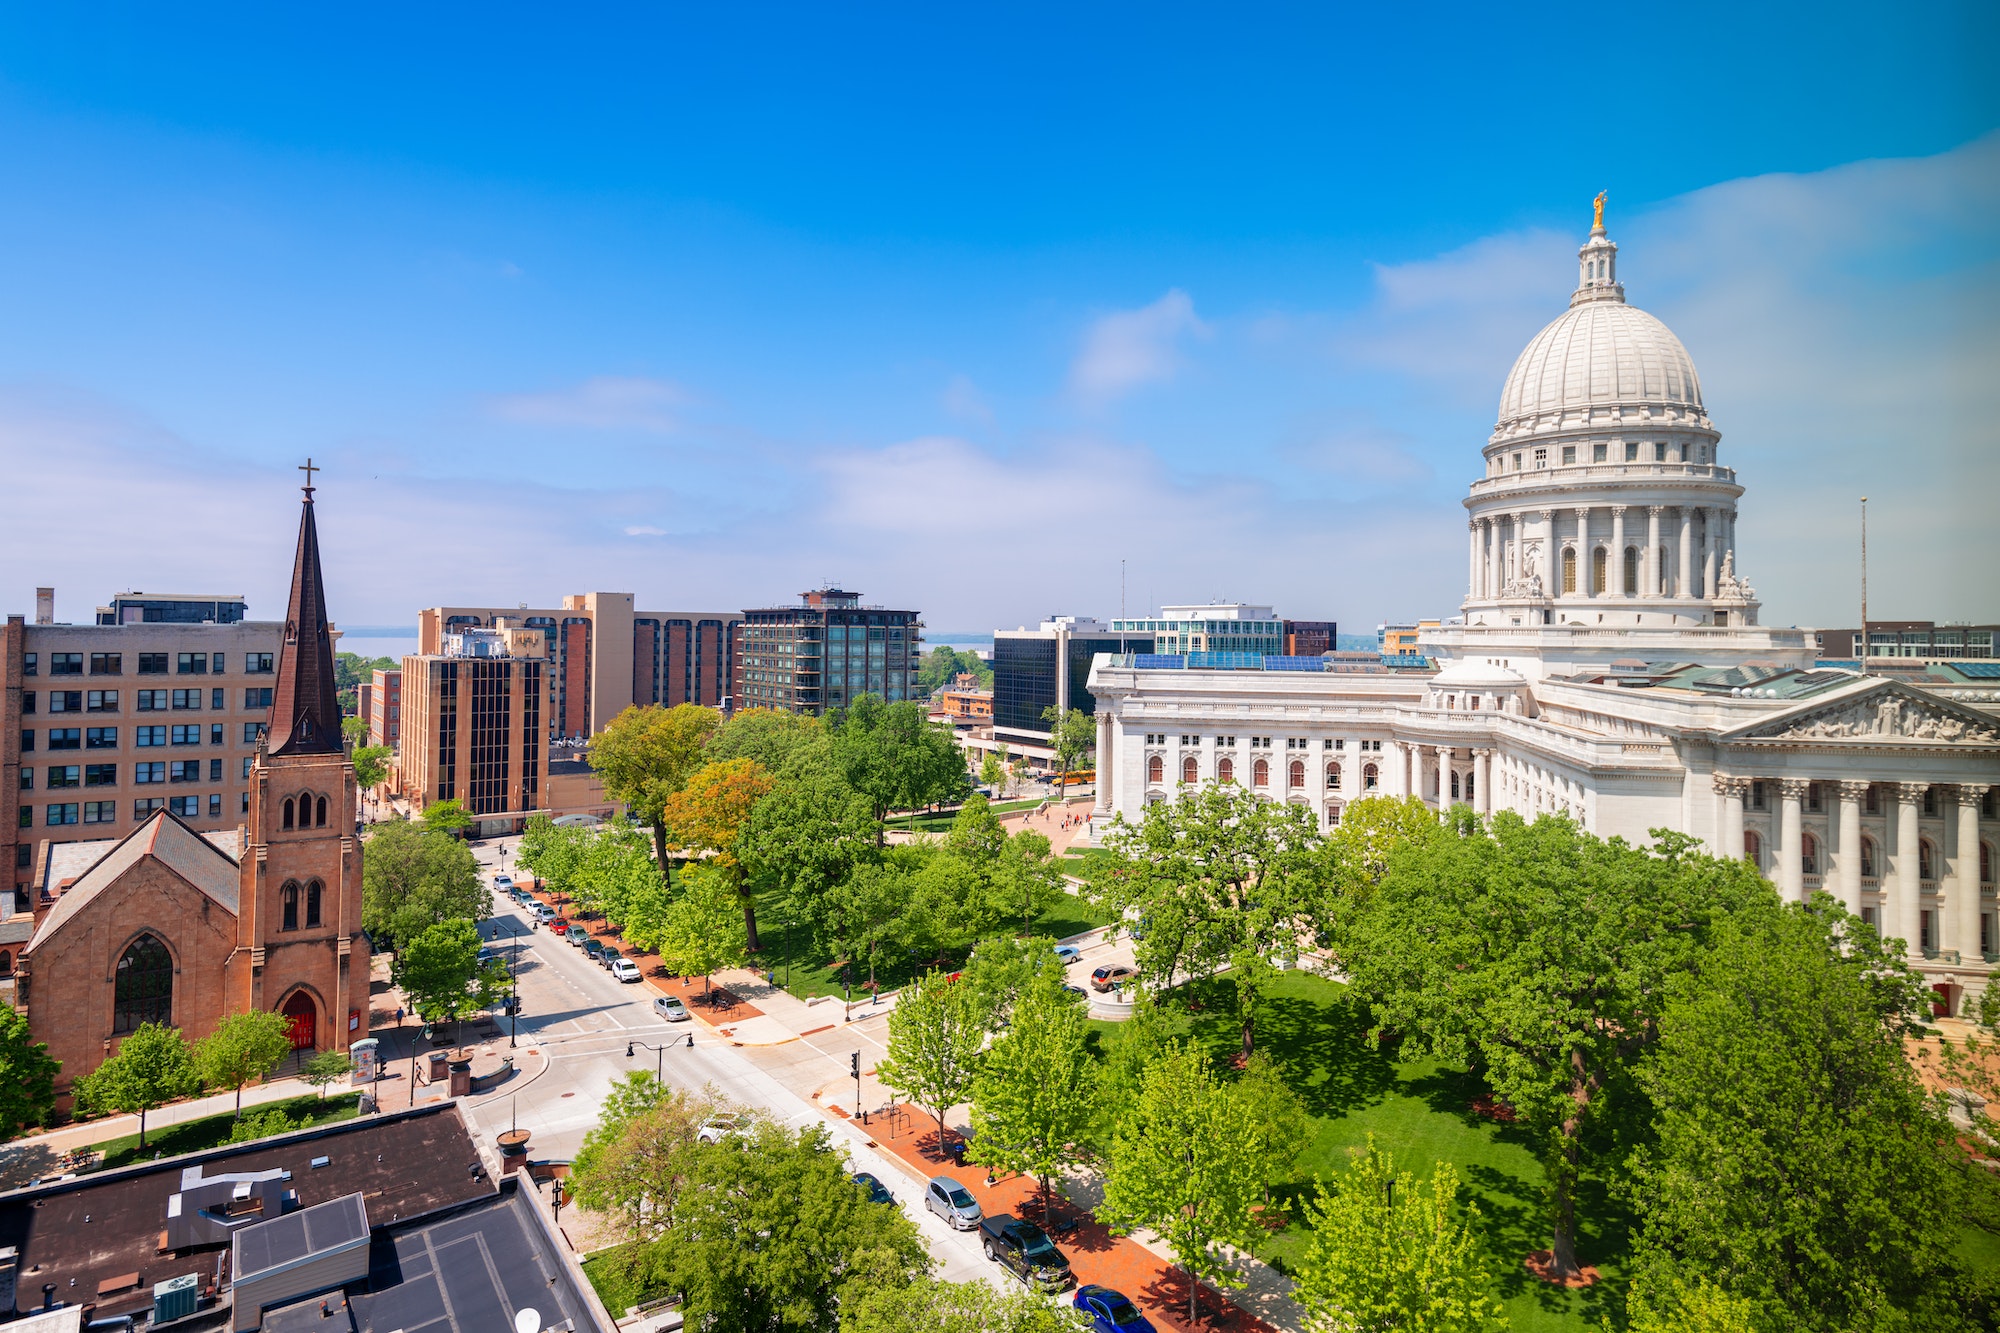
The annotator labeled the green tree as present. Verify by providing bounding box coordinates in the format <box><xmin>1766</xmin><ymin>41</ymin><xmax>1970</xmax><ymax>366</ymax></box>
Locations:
<box><xmin>361</xmin><ymin>820</ymin><xmax>489</xmax><ymax>951</ymax></box>
<box><xmin>1092</xmin><ymin>982</ymin><xmax>1174</xmax><ymax>1149</ymax></box>
<box><xmin>1098</xmin><ymin>784</ymin><xmax>1320</xmax><ymax>1057</ymax></box>
<box><xmin>1346</xmin><ymin>814</ymin><xmax>1774</xmax><ymax>1281</ymax></box>
<box><xmin>351</xmin><ymin>743</ymin><xmax>394</xmax><ymax>791</ymax></box>
<box><xmin>1627</xmin><ymin>895</ymin><xmax>1965</xmax><ymax>1331</ymax></box>
<box><xmin>1039</xmin><ymin>705</ymin><xmax>1094</xmax><ymax>790</ymax></box>
<box><xmin>738</xmin><ymin>738</ymin><xmax>882</xmax><ymax>937</ymax></box>
<box><xmin>515</xmin><ymin>814</ymin><xmax>587</xmax><ymax>905</ymax></box>
<box><xmin>916</xmin><ymin>645</ymin><xmax>993</xmax><ymax>694</ymax></box>
<box><xmin>421</xmin><ymin>797</ymin><xmax>472</xmax><ymax>833</ymax></box>
<box><xmin>825</xmin><ymin>851</ymin><xmax>920</xmax><ymax>996</ymax></box>
<box><xmin>0</xmin><ymin>1005</ymin><xmax>59</xmax><ymax>1138</ymax></box>
<box><xmin>641</xmin><ymin>861</ymin><xmax>748</xmax><ymax>996</ymax></box>
<box><xmin>634</xmin><ymin>1120</ymin><xmax>930</xmax><ymax>1333</ymax></box>
<box><xmin>1099</xmin><ymin>1042</ymin><xmax>1265</xmax><ymax>1327</ymax></box>
<box><xmin>73</xmin><ymin>1022</ymin><xmax>200</xmax><ymax>1146</ymax></box>
<box><xmin>194</xmin><ymin>1010</ymin><xmax>297</xmax><ymax>1119</ymax></box>
<box><xmin>1621</xmin><ymin>1275</ymin><xmax>1762</xmax><ymax>1333</ymax></box>
<box><xmin>341</xmin><ymin>715</ymin><xmax>368</xmax><ymax>743</ymax></box>
<box><xmin>303</xmin><ymin>1049</ymin><xmax>353</xmax><ymax>1100</ymax></box>
<box><xmin>876</xmin><ymin>968</ymin><xmax>986</xmax><ymax>1150</ymax></box>
<box><xmin>396</xmin><ymin>919</ymin><xmax>508</xmax><ymax>1046</ymax></box>
<box><xmin>954</xmin><ymin>933</ymin><xmax>1064</xmax><ymax>1032</ymax></box>
<box><xmin>842</xmin><ymin>1276</ymin><xmax>1088</xmax><ymax>1333</ymax></box>
<box><xmin>978</xmin><ymin>751</ymin><xmax>1005</xmax><ymax>792</ymax></box>
<box><xmin>229</xmin><ymin>1105</ymin><xmax>305</xmax><ymax>1143</ymax></box>
<box><xmin>569</xmin><ymin>817</ymin><xmax>659</xmax><ymax>928</ymax></box>
<box><xmin>589</xmin><ymin>703</ymin><xmax>722</xmax><ymax>871</ymax></box>
<box><xmin>1292</xmin><ymin>1136</ymin><xmax>1506</xmax><ymax>1333</ymax></box>
<box><xmin>706</xmin><ymin>706</ymin><xmax>824</xmax><ymax>772</ymax></box>
<box><xmin>661</xmin><ymin>757</ymin><xmax>776</xmax><ymax>949</ymax></box>
<box><xmin>829</xmin><ymin>695</ymin><xmax>970</xmax><ymax>834</ymax></box>
<box><xmin>570</xmin><ymin>1071</ymin><xmax>684</xmax><ymax>1232</ymax></box>
<box><xmin>968</xmin><ymin>967</ymin><xmax>1096</xmax><ymax>1220</ymax></box>
<box><xmin>1235</xmin><ymin>1050</ymin><xmax>1310</xmax><ymax>1207</ymax></box>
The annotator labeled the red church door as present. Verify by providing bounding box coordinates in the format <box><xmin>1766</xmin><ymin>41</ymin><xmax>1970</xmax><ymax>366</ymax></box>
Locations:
<box><xmin>282</xmin><ymin>992</ymin><xmax>317</xmax><ymax>1050</ymax></box>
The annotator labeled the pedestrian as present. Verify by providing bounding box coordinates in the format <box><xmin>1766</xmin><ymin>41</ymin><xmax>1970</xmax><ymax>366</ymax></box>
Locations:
<box><xmin>395</xmin><ymin>1006</ymin><xmax>404</xmax><ymax>1025</ymax></box>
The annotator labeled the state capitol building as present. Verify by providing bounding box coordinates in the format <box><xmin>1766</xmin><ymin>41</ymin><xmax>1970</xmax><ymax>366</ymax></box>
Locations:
<box><xmin>1089</xmin><ymin>203</ymin><xmax>2000</xmax><ymax>1013</ymax></box>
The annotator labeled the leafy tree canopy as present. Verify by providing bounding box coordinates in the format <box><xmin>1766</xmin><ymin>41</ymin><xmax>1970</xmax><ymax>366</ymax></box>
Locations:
<box><xmin>590</xmin><ymin>703</ymin><xmax>722</xmax><ymax>869</ymax></box>
<box><xmin>640</xmin><ymin>860</ymin><xmax>748</xmax><ymax>991</ymax></box>
<box><xmin>396</xmin><ymin>919</ymin><xmax>509</xmax><ymax>1043</ymax></box>
<box><xmin>73</xmin><ymin>1022</ymin><xmax>200</xmax><ymax>1146</ymax></box>
<box><xmin>876</xmin><ymin>968</ymin><xmax>987</xmax><ymax>1148</ymax></box>
<box><xmin>829</xmin><ymin>695</ymin><xmax>971</xmax><ymax>826</ymax></box>
<box><xmin>421</xmin><ymin>798</ymin><xmax>472</xmax><ymax>833</ymax></box>
<box><xmin>351</xmin><ymin>744</ymin><xmax>394</xmax><ymax>791</ymax></box>
<box><xmin>0</xmin><ymin>1005</ymin><xmax>59</xmax><ymax>1139</ymax></box>
<box><xmin>841</xmin><ymin>1276</ymin><xmax>1089</xmax><ymax>1333</ymax></box>
<box><xmin>361</xmin><ymin>819</ymin><xmax>489</xmax><ymax>951</ymax></box>
<box><xmin>738</xmin><ymin>737</ymin><xmax>881</xmax><ymax>935</ymax></box>
<box><xmin>968</xmin><ymin>965</ymin><xmax>1096</xmax><ymax>1219</ymax></box>
<box><xmin>194</xmin><ymin>1010</ymin><xmax>296</xmax><ymax>1119</ymax></box>
<box><xmin>1040</xmin><ymin>706</ymin><xmax>1095</xmax><ymax>781</ymax></box>
<box><xmin>706</xmin><ymin>707</ymin><xmax>824</xmax><ymax>773</ymax></box>
<box><xmin>915</xmin><ymin>645</ymin><xmax>992</xmax><ymax>694</ymax></box>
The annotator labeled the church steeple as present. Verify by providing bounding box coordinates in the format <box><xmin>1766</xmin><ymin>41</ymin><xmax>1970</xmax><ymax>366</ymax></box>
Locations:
<box><xmin>268</xmin><ymin>460</ymin><xmax>343</xmax><ymax>755</ymax></box>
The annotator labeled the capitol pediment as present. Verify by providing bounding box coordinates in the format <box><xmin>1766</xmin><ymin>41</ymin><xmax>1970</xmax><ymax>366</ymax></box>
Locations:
<box><xmin>1725</xmin><ymin>682</ymin><xmax>2000</xmax><ymax>747</ymax></box>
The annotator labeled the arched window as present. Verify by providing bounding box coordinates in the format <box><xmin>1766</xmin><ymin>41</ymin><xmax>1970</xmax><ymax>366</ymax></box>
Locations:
<box><xmin>113</xmin><ymin>933</ymin><xmax>173</xmax><ymax>1033</ymax></box>
<box><xmin>1363</xmin><ymin>763</ymin><xmax>1379</xmax><ymax>790</ymax></box>
<box><xmin>1181</xmin><ymin>756</ymin><xmax>1198</xmax><ymax>785</ymax></box>
<box><xmin>1288</xmin><ymin>760</ymin><xmax>1304</xmax><ymax>790</ymax></box>
<box><xmin>1860</xmin><ymin>836</ymin><xmax>1877</xmax><ymax>880</ymax></box>
<box><xmin>1800</xmin><ymin>831</ymin><xmax>1819</xmax><ymax>877</ymax></box>
<box><xmin>1326</xmin><ymin>763</ymin><xmax>1342</xmax><ymax>790</ymax></box>
<box><xmin>1983</xmin><ymin>841</ymin><xmax>1994</xmax><ymax>886</ymax></box>
<box><xmin>1743</xmin><ymin>829</ymin><xmax>1762</xmax><ymax>870</ymax></box>
<box><xmin>315</xmin><ymin>795</ymin><xmax>328</xmax><ymax>827</ymax></box>
<box><xmin>1623</xmin><ymin>546</ymin><xmax>1638</xmax><ymax>596</ymax></box>
<box><xmin>1591</xmin><ymin>547</ymin><xmax>1607</xmax><ymax>594</ymax></box>
<box><xmin>1450</xmin><ymin>770</ymin><xmax>1461</xmax><ymax>800</ymax></box>
<box><xmin>0</xmin><ymin>950</ymin><xmax>12</xmax><ymax>977</ymax></box>
<box><xmin>1252</xmin><ymin>759</ymin><xmax>1269</xmax><ymax>789</ymax></box>
<box><xmin>1465</xmin><ymin>772</ymin><xmax>1475</xmax><ymax>803</ymax></box>
<box><xmin>1218</xmin><ymin>758</ymin><xmax>1236</xmax><ymax>784</ymax></box>
<box><xmin>306</xmin><ymin>880</ymin><xmax>323</xmax><ymax>928</ymax></box>
<box><xmin>1561</xmin><ymin>547</ymin><xmax>1577</xmax><ymax>594</ymax></box>
<box><xmin>282</xmin><ymin>798</ymin><xmax>295</xmax><ymax>831</ymax></box>
<box><xmin>1920</xmin><ymin>839</ymin><xmax>1937</xmax><ymax>883</ymax></box>
<box><xmin>281</xmin><ymin>881</ymin><xmax>299</xmax><ymax>931</ymax></box>
<box><xmin>1147</xmin><ymin>755</ymin><xmax>1164</xmax><ymax>785</ymax></box>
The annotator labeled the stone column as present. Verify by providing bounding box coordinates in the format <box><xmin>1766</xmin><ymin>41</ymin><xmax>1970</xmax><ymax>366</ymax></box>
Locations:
<box><xmin>1093</xmin><ymin>711</ymin><xmax>1114</xmax><ymax>817</ymax></box>
<box><xmin>1837</xmin><ymin>780</ymin><xmax>1868</xmax><ymax>917</ymax></box>
<box><xmin>1609</xmin><ymin>506</ymin><xmax>1627</xmax><ymax>596</ymax></box>
<box><xmin>1575</xmin><ymin>507</ymin><xmax>1594</xmax><ymax>597</ymax></box>
<box><xmin>1956</xmin><ymin>785</ymin><xmax>1989</xmax><ymax>961</ymax></box>
<box><xmin>1434</xmin><ymin>747</ymin><xmax>1449</xmax><ymax>806</ymax></box>
<box><xmin>1478</xmin><ymin>749</ymin><xmax>1494</xmax><ymax>815</ymax></box>
<box><xmin>1405</xmin><ymin>742</ymin><xmax>1418</xmax><ymax>799</ymax></box>
<box><xmin>1468</xmin><ymin>521</ymin><xmax>1482</xmax><ymax>600</ymax></box>
<box><xmin>1488</xmin><ymin>518</ymin><xmax>1505</xmax><ymax>597</ymax></box>
<box><xmin>1778</xmin><ymin>780</ymin><xmax>1808</xmax><ymax>901</ymax></box>
<box><xmin>1715</xmin><ymin>774</ymin><xmax>1745</xmax><ymax>863</ymax></box>
<box><xmin>1701</xmin><ymin>509</ymin><xmax>1717</xmax><ymax>601</ymax></box>
<box><xmin>1894</xmin><ymin>783</ymin><xmax>1926</xmax><ymax>956</ymax></box>
<box><xmin>1646</xmin><ymin>506</ymin><xmax>1663</xmax><ymax>596</ymax></box>
<box><xmin>1677</xmin><ymin>508</ymin><xmax>1694</xmax><ymax>598</ymax></box>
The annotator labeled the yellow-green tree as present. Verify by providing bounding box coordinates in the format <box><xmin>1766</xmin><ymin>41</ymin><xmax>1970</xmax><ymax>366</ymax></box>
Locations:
<box><xmin>661</xmin><ymin>757</ymin><xmax>775</xmax><ymax>949</ymax></box>
<box><xmin>589</xmin><ymin>703</ymin><xmax>722</xmax><ymax>871</ymax></box>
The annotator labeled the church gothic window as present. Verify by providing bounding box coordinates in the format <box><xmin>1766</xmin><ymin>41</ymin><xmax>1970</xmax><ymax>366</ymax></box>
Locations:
<box><xmin>307</xmin><ymin>880</ymin><xmax>323</xmax><ymax>928</ymax></box>
<box><xmin>282</xmin><ymin>797</ymin><xmax>295</xmax><ymax>830</ymax></box>
<box><xmin>113</xmin><ymin>933</ymin><xmax>173</xmax><ymax>1033</ymax></box>
<box><xmin>0</xmin><ymin>951</ymin><xmax>11</xmax><ymax>976</ymax></box>
<box><xmin>282</xmin><ymin>881</ymin><xmax>299</xmax><ymax>931</ymax></box>
<box><xmin>315</xmin><ymin>795</ymin><xmax>328</xmax><ymax>827</ymax></box>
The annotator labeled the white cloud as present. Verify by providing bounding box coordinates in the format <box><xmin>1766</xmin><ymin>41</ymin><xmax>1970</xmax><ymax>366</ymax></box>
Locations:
<box><xmin>940</xmin><ymin>373</ymin><xmax>993</xmax><ymax>425</ymax></box>
<box><xmin>1068</xmin><ymin>290</ymin><xmax>1210</xmax><ymax>404</ymax></box>
<box><xmin>623</xmin><ymin>525</ymin><xmax>668</xmax><ymax>537</ymax></box>
<box><xmin>488</xmin><ymin>375</ymin><xmax>686</xmax><ymax>434</ymax></box>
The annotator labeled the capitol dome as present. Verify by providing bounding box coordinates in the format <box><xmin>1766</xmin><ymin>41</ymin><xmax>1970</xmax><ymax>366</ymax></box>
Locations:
<box><xmin>1496</xmin><ymin>300</ymin><xmax>1704</xmax><ymax>431</ymax></box>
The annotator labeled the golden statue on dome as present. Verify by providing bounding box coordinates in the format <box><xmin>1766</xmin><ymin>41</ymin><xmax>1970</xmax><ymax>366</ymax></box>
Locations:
<box><xmin>1592</xmin><ymin>191</ymin><xmax>1607</xmax><ymax>229</ymax></box>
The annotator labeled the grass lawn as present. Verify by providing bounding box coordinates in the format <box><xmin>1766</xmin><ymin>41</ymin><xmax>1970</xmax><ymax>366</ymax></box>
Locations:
<box><xmin>86</xmin><ymin>1092</ymin><xmax>361</xmax><ymax>1172</ymax></box>
<box><xmin>1138</xmin><ymin>972</ymin><xmax>1630</xmax><ymax>1332</ymax></box>
<box><xmin>748</xmin><ymin>886</ymin><xmax>1115</xmax><ymax>1002</ymax></box>
<box><xmin>580</xmin><ymin>1241</ymin><xmax>670</xmax><ymax>1318</ymax></box>
<box><xmin>898</xmin><ymin>799</ymin><xmax>1042</xmax><ymax>833</ymax></box>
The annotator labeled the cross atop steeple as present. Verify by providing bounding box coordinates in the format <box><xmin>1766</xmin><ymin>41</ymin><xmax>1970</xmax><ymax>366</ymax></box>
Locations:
<box><xmin>299</xmin><ymin>457</ymin><xmax>319</xmax><ymax>499</ymax></box>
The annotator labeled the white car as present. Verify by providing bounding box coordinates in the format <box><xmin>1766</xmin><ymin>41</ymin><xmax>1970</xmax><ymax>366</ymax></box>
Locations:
<box><xmin>698</xmin><ymin>1112</ymin><xmax>748</xmax><ymax>1144</ymax></box>
<box><xmin>653</xmin><ymin>995</ymin><xmax>690</xmax><ymax>1022</ymax></box>
<box><xmin>610</xmin><ymin>958</ymin><xmax>642</xmax><ymax>983</ymax></box>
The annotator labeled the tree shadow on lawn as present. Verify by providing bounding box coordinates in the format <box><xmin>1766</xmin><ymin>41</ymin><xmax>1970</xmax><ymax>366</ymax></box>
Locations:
<box><xmin>1174</xmin><ymin>978</ymin><xmax>1401</xmax><ymax>1120</ymax></box>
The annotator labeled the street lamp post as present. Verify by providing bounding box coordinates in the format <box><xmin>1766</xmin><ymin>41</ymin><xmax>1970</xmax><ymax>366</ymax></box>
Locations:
<box><xmin>625</xmin><ymin>1039</ymin><xmax>670</xmax><ymax>1083</ymax></box>
<box><xmin>509</xmin><ymin>934</ymin><xmax>520</xmax><ymax>1049</ymax></box>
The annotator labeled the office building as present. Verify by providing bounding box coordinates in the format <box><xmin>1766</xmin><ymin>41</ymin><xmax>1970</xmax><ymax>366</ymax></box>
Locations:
<box><xmin>734</xmin><ymin>588</ymin><xmax>921</xmax><ymax>716</ymax></box>
<box><xmin>365</xmin><ymin>666</ymin><xmax>402</xmax><ymax>748</ymax></box>
<box><xmin>1816</xmin><ymin>622</ymin><xmax>2000</xmax><ymax>663</ymax></box>
<box><xmin>1109</xmin><ymin>604</ymin><xmax>1283</xmax><ymax>656</ymax></box>
<box><xmin>992</xmin><ymin>616</ymin><xmax>1156</xmax><ymax>751</ymax></box>
<box><xmin>398</xmin><ymin>628</ymin><xmax>546</xmax><ymax>837</ymax></box>
<box><xmin>1091</xmin><ymin>206</ymin><xmax>2000</xmax><ymax>1011</ymax></box>
<box><xmin>3</xmin><ymin>594</ymin><xmax>284</xmax><ymax>900</ymax></box>
<box><xmin>1283</xmin><ymin>619</ymin><xmax>1338</xmax><ymax>657</ymax></box>
<box><xmin>417</xmin><ymin>593</ymin><xmax>743</xmax><ymax>740</ymax></box>
<box><xmin>93</xmin><ymin>590</ymin><xmax>250</xmax><ymax>625</ymax></box>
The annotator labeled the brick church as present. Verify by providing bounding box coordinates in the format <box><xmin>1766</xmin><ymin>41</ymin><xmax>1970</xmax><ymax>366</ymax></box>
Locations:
<box><xmin>18</xmin><ymin>478</ymin><xmax>370</xmax><ymax>1100</ymax></box>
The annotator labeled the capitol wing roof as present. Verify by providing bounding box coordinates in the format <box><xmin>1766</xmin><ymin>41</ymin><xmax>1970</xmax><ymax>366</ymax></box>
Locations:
<box><xmin>28</xmin><ymin>809</ymin><xmax>241</xmax><ymax>951</ymax></box>
<box><xmin>1719</xmin><ymin>678</ymin><xmax>2000</xmax><ymax>748</ymax></box>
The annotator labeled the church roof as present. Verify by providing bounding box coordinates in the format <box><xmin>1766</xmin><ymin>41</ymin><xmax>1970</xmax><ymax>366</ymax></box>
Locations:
<box><xmin>28</xmin><ymin>809</ymin><xmax>240</xmax><ymax>952</ymax></box>
<box><xmin>268</xmin><ymin>480</ymin><xmax>344</xmax><ymax>756</ymax></box>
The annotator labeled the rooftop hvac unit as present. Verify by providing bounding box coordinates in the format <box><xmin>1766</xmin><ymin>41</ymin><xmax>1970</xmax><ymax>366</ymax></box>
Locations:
<box><xmin>153</xmin><ymin>1274</ymin><xmax>200</xmax><ymax>1324</ymax></box>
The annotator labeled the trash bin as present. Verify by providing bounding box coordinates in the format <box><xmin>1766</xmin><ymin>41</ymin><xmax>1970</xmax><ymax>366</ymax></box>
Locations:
<box><xmin>428</xmin><ymin>1050</ymin><xmax>449</xmax><ymax>1083</ymax></box>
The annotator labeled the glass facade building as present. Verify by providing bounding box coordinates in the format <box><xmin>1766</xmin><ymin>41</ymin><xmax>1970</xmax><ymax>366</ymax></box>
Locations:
<box><xmin>734</xmin><ymin>589</ymin><xmax>922</xmax><ymax>716</ymax></box>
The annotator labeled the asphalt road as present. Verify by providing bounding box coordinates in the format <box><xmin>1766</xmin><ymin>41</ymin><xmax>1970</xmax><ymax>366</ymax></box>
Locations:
<box><xmin>463</xmin><ymin>843</ymin><xmax>996</xmax><ymax>1286</ymax></box>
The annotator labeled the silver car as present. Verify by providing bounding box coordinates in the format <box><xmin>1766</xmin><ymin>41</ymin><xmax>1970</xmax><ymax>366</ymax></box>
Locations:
<box><xmin>925</xmin><ymin>1176</ymin><xmax>982</xmax><ymax>1230</ymax></box>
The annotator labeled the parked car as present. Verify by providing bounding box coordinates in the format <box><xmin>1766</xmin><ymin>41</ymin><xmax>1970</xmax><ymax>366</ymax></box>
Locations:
<box><xmin>599</xmin><ymin>945</ymin><xmax>624</xmax><ymax>970</ymax></box>
<box><xmin>566</xmin><ymin>926</ymin><xmax>591</xmax><ymax>947</ymax></box>
<box><xmin>979</xmin><ymin>1214</ymin><xmax>1073</xmax><ymax>1290</ymax></box>
<box><xmin>610</xmin><ymin>958</ymin><xmax>643</xmax><ymax>983</ymax></box>
<box><xmin>1064</xmin><ymin>984</ymin><xmax>1088</xmax><ymax>1000</ymax></box>
<box><xmin>852</xmin><ymin>1172</ymin><xmax>895</xmax><ymax>1206</ymax></box>
<box><xmin>1090</xmin><ymin>964</ymin><xmax>1135</xmax><ymax>993</ymax></box>
<box><xmin>531</xmin><ymin>903</ymin><xmax>556</xmax><ymax>924</ymax></box>
<box><xmin>583</xmin><ymin>938</ymin><xmax>606</xmax><ymax>963</ymax></box>
<box><xmin>492</xmin><ymin>874</ymin><xmax>514</xmax><ymax>892</ymax></box>
<box><xmin>1054</xmin><ymin>944</ymin><xmax>1082</xmax><ymax>964</ymax></box>
<box><xmin>654</xmin><ymin>995</ymin><xmax>690</xmax><ymax>1022</ymax></box>
<box><xmin>925</xmin><ymin>1176</ymin><xmax>983</xmax><ymax>1230</ymax></box>
<box><xmin>1073</xmin><ymin>1284</ymin><xmax>1155</xmax><ymax>1333</ymax></box>
<box><xmin>698</xmin><ymin>1112</ymin><xmax>749</xmax><ymax>1145</ymax></box>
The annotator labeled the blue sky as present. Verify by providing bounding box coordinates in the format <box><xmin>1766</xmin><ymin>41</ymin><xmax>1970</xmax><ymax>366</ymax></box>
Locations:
<box><xmin>0</xmin><ymin>2</ymin><xmax>1995</xmax><ymax>642</ymax></box>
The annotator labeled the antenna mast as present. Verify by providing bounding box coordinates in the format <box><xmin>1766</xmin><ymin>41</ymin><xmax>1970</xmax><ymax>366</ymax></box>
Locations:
<box><xmin>1859</xmin><ymin>496</ymin><xmax>1869</xmax><ymax>665</ymax></box>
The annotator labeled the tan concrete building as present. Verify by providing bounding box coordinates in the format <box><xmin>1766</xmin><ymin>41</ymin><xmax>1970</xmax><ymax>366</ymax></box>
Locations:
<box><xmin>417</xmin><ymin>593</ymin><xmax>743</xmax><ymax>740</ymax></box>
<box><xmin>3</xmin><ymin>595</ymin><xmax>286</xmax><ymax>903</ymax></box>
<box><xmin>398</xmin><ymin>627</ymin><xmax>549</xmax><ymax>837</ymax></box>
<box><xmin>18</xmin><ymin>483</ymin><xmax>369</xmax><ymax>1097</ymax></box>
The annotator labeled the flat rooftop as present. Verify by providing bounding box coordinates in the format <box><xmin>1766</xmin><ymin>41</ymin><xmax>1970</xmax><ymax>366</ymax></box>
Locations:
<box><xmin>0</xmin><ymin>1105</ymin><xmax>491</xmax><ymax>1322</ymax></box>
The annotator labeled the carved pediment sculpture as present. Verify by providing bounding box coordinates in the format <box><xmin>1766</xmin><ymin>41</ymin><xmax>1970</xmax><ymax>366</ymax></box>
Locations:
<box><xmin>1750</xmin><ymin>688</ymin><xmax>2000</xmax><ymax>744</ymax></box>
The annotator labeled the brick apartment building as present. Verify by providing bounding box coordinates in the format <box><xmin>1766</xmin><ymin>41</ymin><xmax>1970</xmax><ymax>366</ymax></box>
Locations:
<box><xmin>3</xmin><ymin>589</ymin><xmax>285</xmax><ymax>901</ymax></box>
<box><xmin>734</xmin><ymin>588</ymin><xmax>922</xmax><ymax>717</ymax></box>
<box><xmin>417</xmin><ymin>593</ymin><xmax>743</xmax><ymax>739</ymax></box>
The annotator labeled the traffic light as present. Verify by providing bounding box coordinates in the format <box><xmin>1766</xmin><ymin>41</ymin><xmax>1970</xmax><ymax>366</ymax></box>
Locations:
<box><xmin>850</xmin><ymin>1050</ymin><xmax>860</xmax><ymax>1077</ymax></box>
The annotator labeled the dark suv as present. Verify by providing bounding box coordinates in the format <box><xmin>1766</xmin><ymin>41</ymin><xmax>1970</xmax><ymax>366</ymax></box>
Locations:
<box><xmin>978</xmin><ymin>1215</ymin><xmax>1073</xmax><ymax>1291</ymax></box>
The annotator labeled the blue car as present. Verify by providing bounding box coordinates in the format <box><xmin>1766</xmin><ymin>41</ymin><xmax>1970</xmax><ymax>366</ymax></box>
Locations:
<box><xmin>1054</xmin><ymin>944</ymin><xmax>1082</xmax><ymax>964</ymax></box>
<box><xmin>1073</xmin><ymin>1284</ymin><xmax>1153</xmax><ymax>1333</ymax></box>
